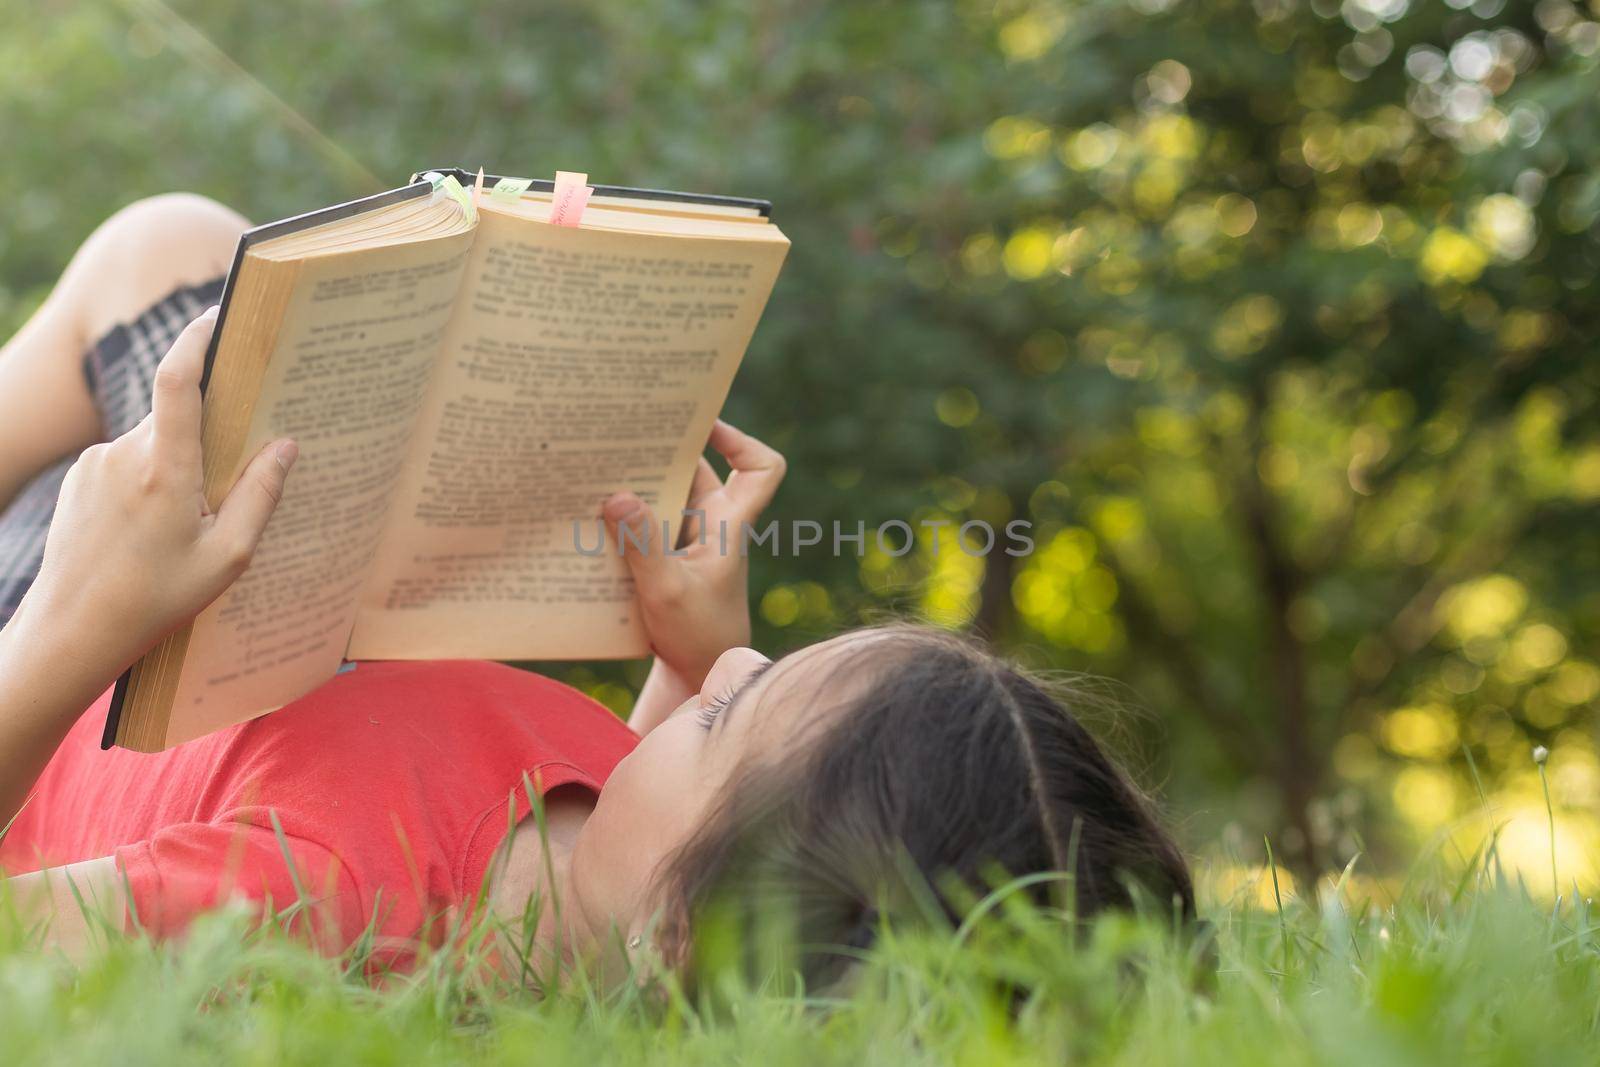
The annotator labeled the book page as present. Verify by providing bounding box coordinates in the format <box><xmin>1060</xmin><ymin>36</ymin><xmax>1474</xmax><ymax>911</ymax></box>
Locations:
<box><xmin>348</xmin><ymin>208</ymin><xmax>789</xmax><ymax>660</ymax></box>
<box><xmin>164</xmin><ymin>234</ymin><xmax>474</xmax><ymax>744</ymax></box>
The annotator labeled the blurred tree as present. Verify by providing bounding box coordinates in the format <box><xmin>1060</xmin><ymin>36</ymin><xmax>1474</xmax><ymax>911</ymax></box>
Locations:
<box><xmin>2</xmin><ymin>0</ymin><xmax>1598</xmax><ymax>877</ymax></box>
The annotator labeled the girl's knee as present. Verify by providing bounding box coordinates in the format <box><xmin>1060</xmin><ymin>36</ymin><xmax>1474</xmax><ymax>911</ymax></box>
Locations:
<box><xmin>89</xmin><ymin>193</ymin><xmax>249</xmax><ymax>275</ymax></box>
<box><xmin>66</xmin><ymin>193</ymin><xmax>249</xmax><ymax>340</ymax></box>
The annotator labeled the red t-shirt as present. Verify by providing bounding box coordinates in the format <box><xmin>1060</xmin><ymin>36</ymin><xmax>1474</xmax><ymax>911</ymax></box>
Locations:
<box><xmin>0</xmin><ymin>660</ymin><xmax>637</xmax><ymax>961</ymax></box>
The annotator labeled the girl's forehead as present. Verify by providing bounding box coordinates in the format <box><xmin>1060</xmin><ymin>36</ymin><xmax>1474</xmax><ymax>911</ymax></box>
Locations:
<box><xmin>732</xmin><ymin>630</ymin><xmax>901</xmax><ymax>742</ymax></box>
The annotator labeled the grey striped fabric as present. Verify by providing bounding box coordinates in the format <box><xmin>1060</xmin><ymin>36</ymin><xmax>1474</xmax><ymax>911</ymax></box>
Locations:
<box><xmin>0</xmin><ymin>277</ymin><xmax>224</xmax><ymax>627</ymax></box>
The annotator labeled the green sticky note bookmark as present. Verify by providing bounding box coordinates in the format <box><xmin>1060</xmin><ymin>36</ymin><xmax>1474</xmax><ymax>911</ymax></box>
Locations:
<box><xmin>437</xmin><ymin>174</ymin><xmax>477</xmax><ymax>224</ymax></box>
<box><xmin>491</xmin><ymin>177</ymin><xmax>533</xmax><ymax>204</ymax></box>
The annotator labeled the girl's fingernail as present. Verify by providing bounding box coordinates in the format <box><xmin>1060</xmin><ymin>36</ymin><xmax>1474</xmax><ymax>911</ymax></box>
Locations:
<box><xmin>275</xmin><ymin>439</ymin><xmax>299</xmax><ymax>471</ymax></box>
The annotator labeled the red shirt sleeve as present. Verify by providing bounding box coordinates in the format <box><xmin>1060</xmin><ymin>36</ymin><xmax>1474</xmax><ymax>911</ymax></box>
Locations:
<box><xmin>114</xmin><ymin>823</ymin><xmax>363</xmax><ymax>950</ymax></box>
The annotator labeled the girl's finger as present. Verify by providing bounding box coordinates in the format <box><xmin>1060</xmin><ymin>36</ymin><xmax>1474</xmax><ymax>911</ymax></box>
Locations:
<box><xmin>687</xmin><ymin>456</ymin><xmax>722</xmax><ymax>506</ymax></box>
<box><xmin>680</xmin><ymin>458</ymin><xmax>723</xmax><ymax>546</ymax></box>
<box><xmin>708</xmin><ymin>419</ymin><xmax>786</xmax><ymax>520</ymax></box>
<box><xmin>211</xmin><ymin>438</ymin><xmax>298</xmax><ymax>575</ymax></box>
<box><xmin>149</xmin><ymin>308</ymin><xmax>218</xmax><ymax>470</ymax></box>
<box><xmin>602</xmin><ymin>493</ymin><xmax>678</xmax><ymax>600</ymax></box>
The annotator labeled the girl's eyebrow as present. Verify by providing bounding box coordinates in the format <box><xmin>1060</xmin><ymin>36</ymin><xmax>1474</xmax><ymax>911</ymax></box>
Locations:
<box><xmin>716</xmin><ymin>660</ymin><xmax>776</xmax><ymax>735</ymax></box>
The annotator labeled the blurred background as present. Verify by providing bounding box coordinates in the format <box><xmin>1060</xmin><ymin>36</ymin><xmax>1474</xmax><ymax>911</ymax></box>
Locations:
<box><xmin>4</xmin><ymin>0</ymin><xmax>1598</xmax><ymax>895</ymax></box>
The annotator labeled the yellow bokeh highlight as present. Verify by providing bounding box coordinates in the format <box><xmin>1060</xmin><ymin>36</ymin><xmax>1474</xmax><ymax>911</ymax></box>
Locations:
<box><xmin>935</xmin><ymin>386</ymin><xmax>981</xmax><ymax>427</ymax></box>
<box><xmin>760</xmin><ymin>581</ymin><xmax>832</xmax><ymax>628</ymax></box>
<box><xmin>1428</xmin><ymin>741</ymin><xmax>1600</xmax><ymax>896</ymax></box>
<box><xmin>1335</xmin><ymin>202</ymin><xmax>1383</xmax><ymax>247</ymax></box>
<box><xmin>959</xmin><ymin>232</ymin><xmax>1000</xmax><ymax>276</ymax></box>
<box><xmin>1091</xmin><ymin>496</ymin><xmax>1145</xmax><ymax>544</ymax></box>
<box><xmin>586</xmin><ymin>681</ymin><xmax>635</xmax><ymax>717</ymax></box>
<box><xmin>1135</xmin><ymin>406</ymin><xmax>1201</xmax><ymax>456</ymax></box>
<box><xmin>1549</xmin><ymin>660</ymin><xmax>1600</xmax><ymax>705</ymax></box>
<box><xmin>1202</xmin><ymin>864</ymin><xmax>1299</xmax><ymax>910</ymax></box>
<box><xmin>1507</xmin><ymin>623</ymin><xmax>1568</xmax><ymax>673</ymax></box>
<box><xmin>1089</xmin><ymin>252</ymin><xmax>1142</xmax><ymax>297</ymax></box>
<box><xmin>1550</xmin><ymin>741</ymin><xmax>1600</xmax><ymax>810</ymax></box>
<box><xmin>1060</xmin><ymin>124</ymin><xmax>1121</xmax><ymax>171</ymax></box>
<box><xmin>1166</xmin><ymin>201</ymin><xmax>1219</xmax><ymax>248</ymax></box>
<box><xmin>997</xmin><ymin>6</ymin><xmax>1069</xmax><ymax>62</ymax></box>
<box><xmin>858</xmin><ymin>536</ymin><xmax>914</xmax><ymax>596</ymax></box>
<box><xmin>1012</xmin><ymin>526</ymin><xmax>1123</xmax><ymax>653</ymax></box>
<box><xmin>1003</xmin><ymin>225</ymin><xmax>1058</xmax><ymax>279</ymax></box>
<box><xmin>1382</xmin><ymin>705</ymin><xmax>1459</xmax><ymax>761</ymax></box>
<box><xmin>1211</xmin><ymin>294</ymin><xmax>1283</xmax><ymax>358</ymax></box>
<box><xmin>983</xmin><ymin>115</ymin><xmax>1051</xmax><ymax>159</ymax></box>
<box><xmin>1392</xmin><ymin>764</ymin><xmax>1458</xmax><ymax>830</ymax></box>
<box><xmin>918</xmin><ymin>519</ymin><xmax>985</xmax><ymax>629</ymax></box>
<box><xmin>1133</xmin><ymin>160</ymin><xmax>1184</xmax><ymax>215</ymax></box>
<box><xmin>1139</xmin><ymin>113</ymin><xmax>1201</xmax><ymax>161</ymax></box>
<box><xmin>1498</xmin><ymin>308</ymin><xmax>1552</xmax><ymax>353</ymax></box>
<box><xmin>1470</xmin><ymin>804</ymin><xmax>1600</xmax><ymax>897</ymax></box>
<box><xmin>1215</xmin><ymin>193</ymin><xmax>1258</xmax><ymax>237</ymax></box>
<box><xmin>1437</xmin><ymin>574</ymin><xmax>1527</xmax><ymax>642</ymax></box>
<box><xmin>1419</xmin><ymin>226</ymin><xmax>1490</xmax><ymax>285</ymax></box>
<box><xmin>760</xmin><ymin>584</ymin><xmax>800</xmax><ymax>626</ymax></box>
<box><xmin>1570</xmin><ymin>446</ymin><xmax>1600</xmax><ymax>500</ymax></box>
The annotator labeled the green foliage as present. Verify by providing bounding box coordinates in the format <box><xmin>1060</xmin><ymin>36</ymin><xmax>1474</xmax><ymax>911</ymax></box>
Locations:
<box><xmin>3</xmin><ymin>0</ymin><xmax>1599</xmax><ymax>879</ymax></box>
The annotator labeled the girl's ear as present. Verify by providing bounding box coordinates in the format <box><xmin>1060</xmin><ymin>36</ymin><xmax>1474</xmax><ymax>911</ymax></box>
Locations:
<box><xmin>625</xmin><ymin>898</ymin><xmax>693</xmax><ymax>991</ymax></box>
<box><xmin>649</xmin><ymin>898</ymin><xmax>695</xmax><ymax>976</ymax></box>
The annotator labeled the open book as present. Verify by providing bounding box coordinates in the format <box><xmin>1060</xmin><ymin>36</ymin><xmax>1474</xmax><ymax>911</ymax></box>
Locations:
<box><xmin>105</xmin><ymin>168</ymin><xmax>789</xmax><ymax>751</ymax></box>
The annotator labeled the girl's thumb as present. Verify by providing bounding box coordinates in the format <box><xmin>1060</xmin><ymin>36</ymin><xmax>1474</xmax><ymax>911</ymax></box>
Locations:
<box><xmin>602</xmin><ymin>492</ymin><xmax>670</xmax><ymax>586</ymax></box>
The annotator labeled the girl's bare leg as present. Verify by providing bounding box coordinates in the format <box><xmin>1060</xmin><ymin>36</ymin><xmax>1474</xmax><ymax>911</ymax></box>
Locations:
<box><xmin>0</xmin><ymin>193</ymin><xmax>248</xmax><ymax>512</ymax></box>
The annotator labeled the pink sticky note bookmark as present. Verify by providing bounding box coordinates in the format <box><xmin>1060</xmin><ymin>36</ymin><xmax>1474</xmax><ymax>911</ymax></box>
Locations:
<box><xmin>549</xmin><ymin>170</ymin><xmax>593</xmax><ymax>226</ymax></box>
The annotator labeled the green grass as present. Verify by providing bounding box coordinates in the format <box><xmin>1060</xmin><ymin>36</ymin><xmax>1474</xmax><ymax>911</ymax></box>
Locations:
<box><xmin>1</xmin><ymin>852</ymin><xmax>1597</xmax><ymax>1066</ymax></box>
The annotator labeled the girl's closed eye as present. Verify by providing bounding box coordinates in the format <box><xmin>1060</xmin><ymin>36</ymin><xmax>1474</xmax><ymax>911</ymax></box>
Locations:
<box><xmin>696</xmin><ymin>691</ymin><xmax>733</xmax><ymax>731</ymax></box>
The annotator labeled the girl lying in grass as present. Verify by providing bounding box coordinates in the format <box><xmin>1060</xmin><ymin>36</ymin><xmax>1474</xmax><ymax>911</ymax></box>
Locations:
<box><xmin>0</xmin><ymin>194</ymin><xmax>1193</xmax><ymax>988</ymax></box>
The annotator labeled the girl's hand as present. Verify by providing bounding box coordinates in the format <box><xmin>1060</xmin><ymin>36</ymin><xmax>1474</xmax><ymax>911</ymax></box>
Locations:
<box><xmin>601</xmin><ymin>420</ymin><xmax>785</xmax><ymax>688</ymax></box>
<box><xmin>14</xmin><ymin>307</ymin><xmax>298</xmax><ymax>686</ymax></box>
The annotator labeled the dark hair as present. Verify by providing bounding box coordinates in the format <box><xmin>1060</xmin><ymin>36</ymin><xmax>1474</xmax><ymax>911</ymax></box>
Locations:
<box><xmin>650</xmin><ymin>624</ymin><xmax>1195</xmax><ymax>991</ymax></box>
